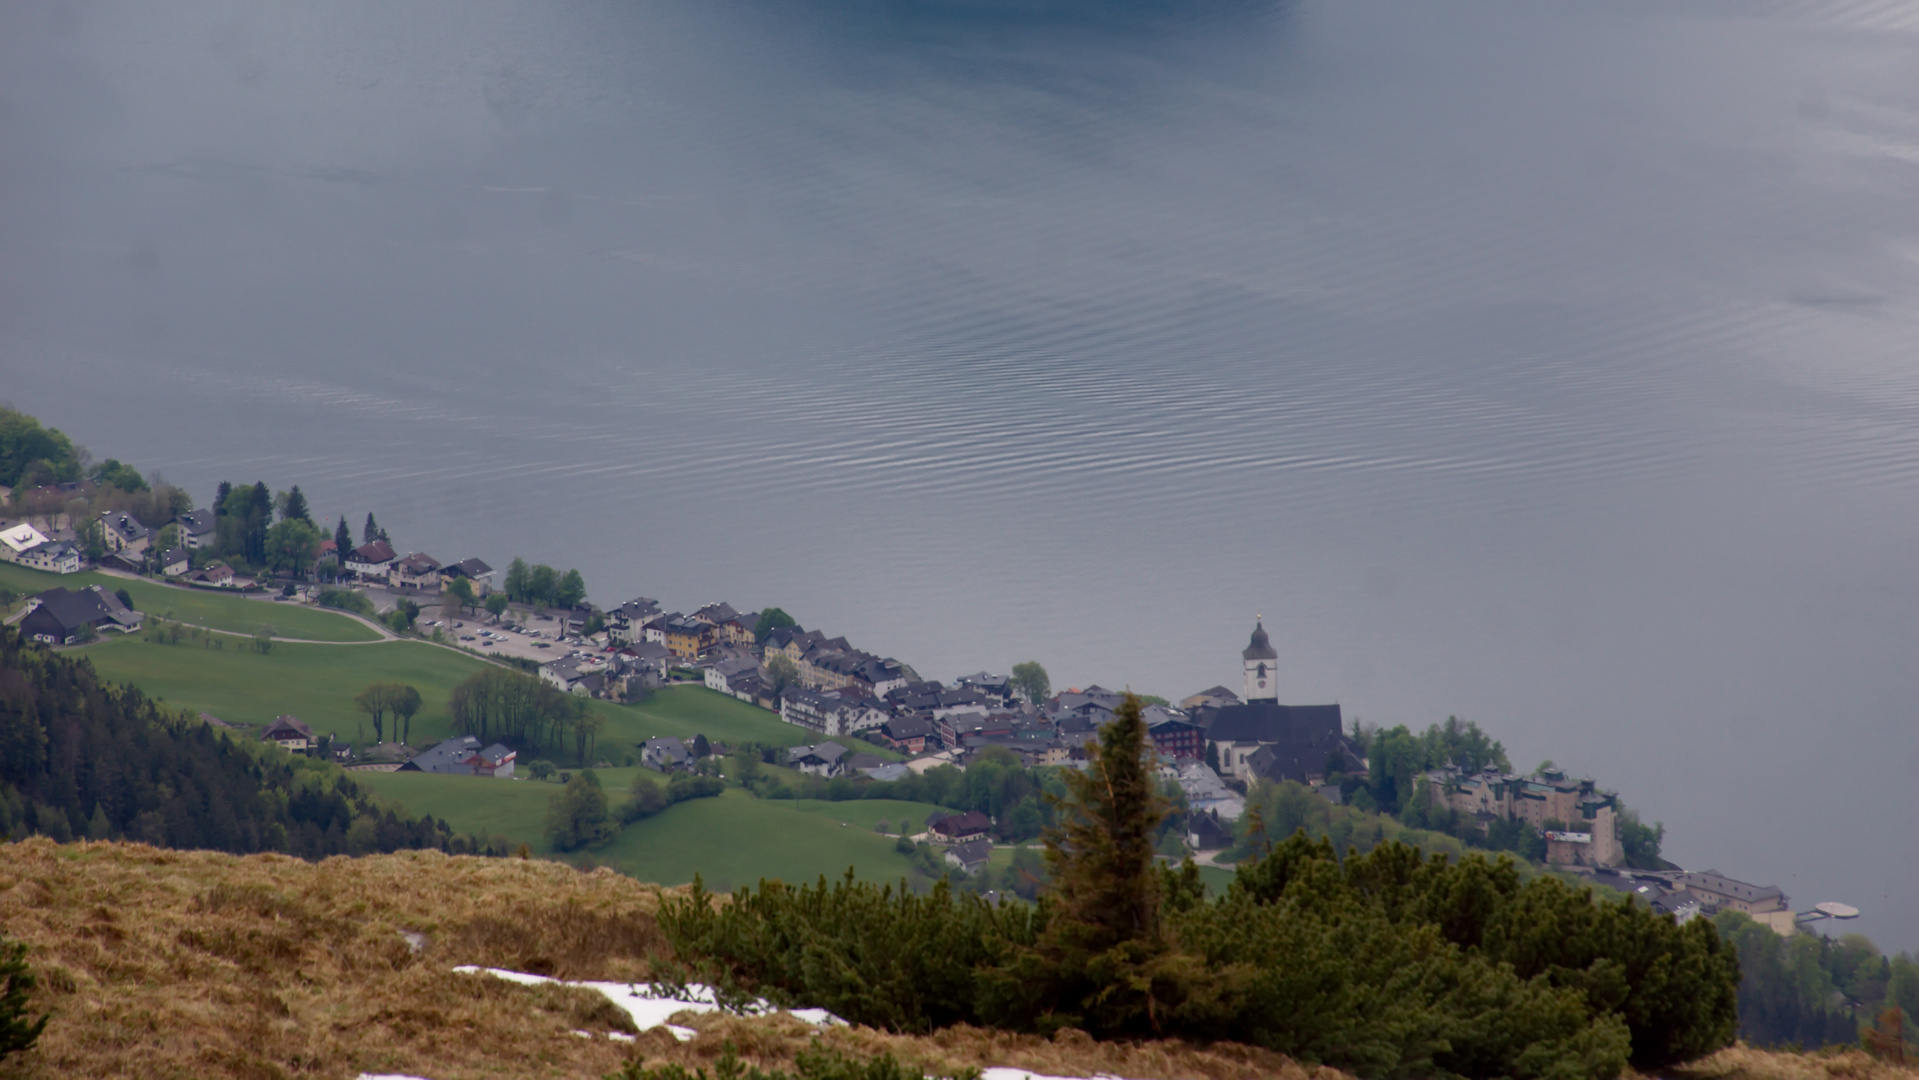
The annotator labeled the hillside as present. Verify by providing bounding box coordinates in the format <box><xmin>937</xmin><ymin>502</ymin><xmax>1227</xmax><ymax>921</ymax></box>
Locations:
<box><xmin>0</xmin><ymin>840</ymin><xmax>1912</xmax><ymax>1080</ymax></box>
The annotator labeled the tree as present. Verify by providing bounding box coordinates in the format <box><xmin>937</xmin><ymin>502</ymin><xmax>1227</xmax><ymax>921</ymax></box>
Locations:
<box><xmin>0</xmin><ymin>406</ymin><xmax>80</xmax><ymax>487</ymax></box>
<box><xmin>556</xmin><ymin>568</ymin><xmax>586</xmax><ymax>609</ymax></box>
<box><xmin>355</xmin><ymin>682</ymin><xmax>394</xmax><ymax>743</ymax></box>
<box><xmin>528</xmin><ymin>759</ymin><xmax>557</xmax><ymax>782</ymax></box>
<box><xmin>283</xmin><ymin>484</ymin><xmax>311</xmax><ymax>523</ymax></box>
<box><xmin>0</xmin><ymin>932</ymin><xmax>49</xmax><ymax>1061</ymax></box>
<box><xmin>504</xmin><ymin>557</ymin><xmax>530</xmax><ymax>600</ymax></box>
<box><xmin>544</xmin><ymin>770</ymin><xmax>615</xmax><ymax>851</ymax></box>
<box><xmin>985</xmin><ymin>692</ymin><xmax>1179</xmax><ymax>1035</ymax></box>
<box><xmin>214</xmin><ymin>480</ymin><xmax>232</xmax><ymax>515</ymax></box>
<box><xmin>484</xmin><ymin>592</ymin><xmax>511</xmax><ymax>622</ymax></box>
<box><xmin>527</xmin><ymin>564</ymin><xmax>558</xmax><ymax>608</ymax></box>
<box><xmin>89</xmin><ymin>457</ymin><xmax>148</xmax><ymax>493</ymax></box>
<box><xmin>571</xmin><ymin>707</ymin><xmax>605</xmax><ymax>767</ymax></box>
<box><xmin>252</xmin><ymin>625</ymin><xmax>275</xmax><ymax>655</ymax></box>
<box><xmin>755</xmin><ymin>607</ymin><xmax>797</xmax><ymax>641</ymax></box>
<box><xmin>447</xmin><ymin>577</ymin><xmax>477</xmax><ymax>614</ymax></box>
<box><xmin>264</xmin><ymin>518</ymin><xmax>322</xmax><ymax>577</ymax></box>
<box><xmin>334</xmin><ymin>516</ymin><xmax>351</xmax><ymax>559</ymax></box>
<box><xmin>393</xmin><ymin>684</ymin><xmax>423</xmax><ymax>745</ymax></box>
<box><xmin>765</xmin><ymin>654</ymin><xmax>801</xmax><ymax>696</ymax></box>
<box><xmin>1009</xmin><ymin>661</ymin><xmax>1051</xmax><ymax>705</ymax></box>
<box><xmin>363</xmin><ymin>513</ymin><xmax>381</xmax><ymax>545</ymax></box>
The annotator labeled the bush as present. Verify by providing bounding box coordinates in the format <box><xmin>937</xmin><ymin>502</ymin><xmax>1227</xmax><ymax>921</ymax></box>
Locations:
<box><xmin>619</xmin><ymin>771</ymin><xmax>724</xmax><ymax>824</ymax></box>
<box><xmin>0</xmin><ymin>933</ymin><xmax>48</xmax><ymax>1061</ymax></box>
<box><xmin>606</xmin><ymin>1040</ymin><xmax>976</xmax><ymax>1080</ymax></box>
<box><xmin>315</xmin><ymin>587</ymin><xmax>376</xmax><ymax>617</ymax></box>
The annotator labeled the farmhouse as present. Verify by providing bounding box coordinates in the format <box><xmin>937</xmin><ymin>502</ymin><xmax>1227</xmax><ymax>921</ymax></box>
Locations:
<box><xmin>641</xmin><ymin>736</ymin><xmax>691</xmax><ymax>772</ymax></box>
<box><xmin>928</xmin><ymin>810</ymin><xmax>992</xmax><ymax>844</ymax></box>
<box><xmin>785</xmin><ymin>742</ymin><xmax>847</xmax><ymax>778</ymax></box>
<box><xmin>19</xmin><ymin>587</ymin><xmax>143</xmax><ymax>645</ymax></box>
<box><xmin>944</xmin><ymin>840</ymin><xmax>993</xmax><ymax>875</ymax></box>
<box><xmin>260</xmin><ymin>715</ymin><xmax>315</xmax><ymax>753</ymax></box>
<box><xmin>398</xmin><ymin>735</ymin><xmax>517</xmax><ymax>778</ymax></box>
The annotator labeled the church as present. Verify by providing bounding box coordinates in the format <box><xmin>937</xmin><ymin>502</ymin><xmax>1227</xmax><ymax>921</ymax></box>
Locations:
<box><xmin>1192</xmin><ymin>620</ymin><xmax>1362</xmax><ymax>786</ymax></box>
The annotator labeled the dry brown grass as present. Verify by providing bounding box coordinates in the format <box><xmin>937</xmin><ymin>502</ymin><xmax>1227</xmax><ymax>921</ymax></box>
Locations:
<box><xmin>0</xmin><ymin>838</ymin><xmax>670</xmax><ymax>1079</ymax></box>
<box><xmin>1</xmin><ymin>840</ymin><xmax>1897</xmax><ymax>1080</ymax></box>
<box><xmin>1667</xmin><ymin>1046</ymin><xmax>1919</xmax><ymax>1080</ymax></box>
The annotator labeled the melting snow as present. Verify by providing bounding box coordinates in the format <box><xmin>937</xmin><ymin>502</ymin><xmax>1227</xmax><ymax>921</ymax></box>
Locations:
<box><xmin>450</xmin><ymin>967</ymin><xmax>846</xmax><ymax>1039</ymax></box>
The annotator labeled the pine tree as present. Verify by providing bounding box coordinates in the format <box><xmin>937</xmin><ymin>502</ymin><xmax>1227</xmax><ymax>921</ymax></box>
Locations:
<box><xmin>334</xmin><ymin>516</ymin><xmax>351</xmax><ymax>558</ymax></box>
<box><xmin>984</xmin><ymin>692</ymin><xmax>1200</xmax><ymax>1036</ymax></box>
<box><xmin>363</xmin><ymin>513</ymin><xmax>380</xmax><ymax>546</ymax></box>
<box><xmin>213</xmin><ymin>479</ymin><xmax>232</xmax><ymax>515</ymax></box>
<box><xmin>0</xmin><ymin>934</ymin><xmax>47</xmax><ymax>1061</ymax></box>
<box><xmin>283</xmin><ymin>484</ymin><xmax>311</xmax><ymax>523</ymax></box>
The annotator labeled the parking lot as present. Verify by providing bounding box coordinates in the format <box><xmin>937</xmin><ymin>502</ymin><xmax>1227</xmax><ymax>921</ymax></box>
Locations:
<box><xmin>359</xmin><ymin>584</ymin><xmax>601</xmax><ymax>664</ymax></box>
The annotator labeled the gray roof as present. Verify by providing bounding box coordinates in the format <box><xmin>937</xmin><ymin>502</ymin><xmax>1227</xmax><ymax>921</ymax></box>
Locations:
<box><xmin>1677</xmin><ymin>871</ymin><xmax>1784</xmax><ymax>905</ymax></box>
<box><xmin>643</xmin><ymin>736</ymin><xmax>690</xmax><ymax>764</ymax></box>
<box><xmin>787</xmin><ymin>741</ymin><xmax>847</xmax><ymax>764</ymax></box>
<box><xmin>399</xmin><ymin>735</ymin><xmax>484</xmax><ymax>774</ymax></box>
<box><xmin>1242</xmin><ymin>620</ymin><xmax>1278</xmax><ymax>661</ymax></box>
<box><xmin>176</xmin><ymin>508</ymin><xmax>216</xmax><ymax>536</ymax></box>
<box><xmin>26</xmin><ymin>587</ymin><xmax>117</xmax><ymax>634</ymax></box>
<box><xmin>947</xmin><ymin>840</ymin><xmax>993</xmax><ymax>866</ymax></box>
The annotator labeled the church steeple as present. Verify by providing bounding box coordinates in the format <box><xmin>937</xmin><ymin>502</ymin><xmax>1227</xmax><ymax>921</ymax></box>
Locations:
<box><xmin>1242</xmin><ymin>616</ymin><xmax>1278</xmax><ymax>702</ymax></box>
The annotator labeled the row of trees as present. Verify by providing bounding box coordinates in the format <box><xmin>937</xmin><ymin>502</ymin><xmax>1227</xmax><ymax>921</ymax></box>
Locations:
<box><xmin>502</xmin><ymin>558</ymin><xmax>586</xmax><ymax>610</ymax></box>
<box><xmin>353</xmin><ymin>682</ymin><xmax>423</xmax><ymax>745</ymax></box>
<box><xmin>446</xmin><ymin>668</ymin><xmax>605</xmax><ymax>764</ymax></box>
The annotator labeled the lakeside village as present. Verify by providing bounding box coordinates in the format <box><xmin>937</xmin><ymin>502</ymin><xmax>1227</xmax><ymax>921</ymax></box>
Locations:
<box><xmin>1</xmin><ymin>482</ymin><xmax>1809</xmax><ymax>936</ymax></box>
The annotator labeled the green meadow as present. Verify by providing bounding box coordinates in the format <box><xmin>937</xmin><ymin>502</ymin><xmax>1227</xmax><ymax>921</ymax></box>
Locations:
<box><xmin>0</xmin><ymin>561</ymin><xmax>379</xmax><ymax>641</ymax></box>
<box><xmin>353</xmin><ymin>774</ymin><xmax>943</xmax><ymax>890</ymax></box>
<box><xmin>77</xmin><ymin>629</ymin><xmax>859</xmax><ymax>761</ymax></box>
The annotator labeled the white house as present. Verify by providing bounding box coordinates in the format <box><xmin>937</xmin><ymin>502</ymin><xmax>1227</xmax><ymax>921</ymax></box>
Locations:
<box><xmin>2</xmin><ymin>523</ymin><xmax>47</xmax><ymax>560</ymax></box>
<box><xmin>344</xmin><ymin>539</ymin><xmax>398</xmax><ymax>579</ymax></box>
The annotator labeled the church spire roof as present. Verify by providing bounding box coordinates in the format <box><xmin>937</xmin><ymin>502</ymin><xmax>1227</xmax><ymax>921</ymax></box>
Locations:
<box><xmin>1242</xmin><ymin>619</ymin><xmax>1277</xmax><ymax>661</ymax></box>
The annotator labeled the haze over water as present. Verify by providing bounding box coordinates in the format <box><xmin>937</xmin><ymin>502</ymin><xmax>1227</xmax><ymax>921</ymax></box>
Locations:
<box><xmin>5</xmin><ymin>0</ymin><xmax>1919</xmax><ymax>946</ymax></box>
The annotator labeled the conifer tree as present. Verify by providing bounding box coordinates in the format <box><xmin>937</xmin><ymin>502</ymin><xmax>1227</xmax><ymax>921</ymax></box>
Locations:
<box><xmin>986</xmin><ymin>692</ymin><xmax>1201</xmax><ymax>1036</ymax></box>
<box><xmin>334</xmin><ymin>516</ymin><xmax>351</xmax><ymax>558</ymax></box>
<box><xmin>283</xmin><ymin>484</ymin><xmax>311</xmax><ymax>523</ymax></box>
<box><xmin>363</xmin><ymin>512</ymin><xmax>380</xmax><ymax>546</ymax></box>
<box><xmin>0</xmin><ymin>934</ymin><xmax>46</xmax><ymax>1062</ymax></box>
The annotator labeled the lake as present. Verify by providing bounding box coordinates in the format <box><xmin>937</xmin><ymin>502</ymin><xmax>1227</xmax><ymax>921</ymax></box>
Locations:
<box><xmin>3</xmin><ymin>0</ymin><xmax>1917</xmax><ymax>948</ymax></box>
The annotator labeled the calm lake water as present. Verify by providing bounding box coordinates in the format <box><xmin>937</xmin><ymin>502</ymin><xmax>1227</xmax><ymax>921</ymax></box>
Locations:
<box><xmin>4</xmin><ymin>0</ymin><xmax>1918</xmax><ymax>947</ymax></box>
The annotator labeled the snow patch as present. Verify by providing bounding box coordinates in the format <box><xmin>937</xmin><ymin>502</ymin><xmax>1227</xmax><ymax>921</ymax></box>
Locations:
<box><xmin>450</xmin><ymin>967</ymin><xmax>847</xmax><ymax>1039</ymax></box>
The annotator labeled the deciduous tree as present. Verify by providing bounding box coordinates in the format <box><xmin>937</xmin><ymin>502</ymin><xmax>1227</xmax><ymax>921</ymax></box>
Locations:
<box><xmin>1009</xmin><ymin>661</ymin><xmax>1050</xmax><ymax>705</ymax></box>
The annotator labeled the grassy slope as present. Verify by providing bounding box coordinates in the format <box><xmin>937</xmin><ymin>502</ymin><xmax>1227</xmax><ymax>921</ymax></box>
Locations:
<box><xmin>354</xmin><ymin>771</ymin><xmax>946</xmax><ymax>891</ymax></box>
<box><xmin>0</xmin><ymin>561</ymin><xmax>379</xmax><ymax>641</ymax></box>
<box><xmin>78</xmin><ymin>634</ymin><xmax>488</xmax><ymax>737</ymax></box>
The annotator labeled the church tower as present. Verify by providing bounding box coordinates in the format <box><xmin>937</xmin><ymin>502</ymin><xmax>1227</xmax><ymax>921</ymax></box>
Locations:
<box><xmin>1242</xmin><ymin>618</ymin><xmax>1278</xmax><ymax>702</ymax></box>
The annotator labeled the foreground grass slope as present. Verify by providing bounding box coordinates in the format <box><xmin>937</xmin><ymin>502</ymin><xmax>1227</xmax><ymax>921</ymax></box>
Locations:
<box><xmin>0</xmin><ymin>562</ymin><xmax>379</xmax><ymax>641</ymax></box>
<box><xmin>0</xmin><ymin>838</ymin><xmax>1341</xmax><ymax>1080</ymax></box>
<box><xmin>0</xmin><ymin>839</ymin><xmax>1905</xmax><ymax>1080</ymax></box>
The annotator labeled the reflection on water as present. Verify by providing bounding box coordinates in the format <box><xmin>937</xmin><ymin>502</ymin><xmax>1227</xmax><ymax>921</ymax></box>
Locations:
<box><xmin>3</xmin><ymin>0</ymin><xmax>1919</xmax><ymax>945</ymax></box>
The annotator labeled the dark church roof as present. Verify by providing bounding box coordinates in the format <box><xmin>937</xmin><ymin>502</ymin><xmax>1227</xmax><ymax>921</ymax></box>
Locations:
<box><xmin>1206</xmin><ymin>701</ymin><xmax>1355</xmax><ymax>784</ymax></box>
<box><xmin>1206</xmin><ymin>701</ymin><xmax>1341</xmax><ymax>743</ymax></box>
<box><xmin>1242</xmin><ymin>620</ymin><xmax>1277</xmax><ymax>661</ymax></box>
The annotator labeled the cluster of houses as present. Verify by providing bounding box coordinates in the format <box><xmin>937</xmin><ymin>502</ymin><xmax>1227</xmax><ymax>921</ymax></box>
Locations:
<box><xmin>1418</xmin><ymin>762</ymin><xmax>1627</xmax><ymax>867</ymax></box>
